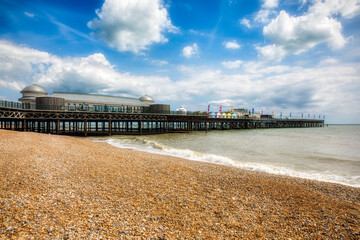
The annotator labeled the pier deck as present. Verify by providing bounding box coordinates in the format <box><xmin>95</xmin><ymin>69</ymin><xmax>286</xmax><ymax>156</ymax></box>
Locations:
<box><xmin>0</xmin><ymin>106</ymin><xmax>324</xmax><ymax>136</ymax></box>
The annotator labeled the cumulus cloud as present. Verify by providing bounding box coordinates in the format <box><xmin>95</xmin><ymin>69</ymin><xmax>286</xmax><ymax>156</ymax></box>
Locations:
<box><xmin>182</xmin><ymin>43</ymin><xmax>199</xmax><ymax>58</ymax></box>
<box><xmin>258</xmin><ymin>0</ymin><xmax>360</xmax><ymax>60</ymax></box>
<box><xmin>0</xmin><ymin>40</ymin><xmax>173</xmax><ymax>99</ymax></box>
<box><xmin>223</xmin><ymin>40</ymin><xmax>241</xmax><ymax>49</ymax></box>
<box><xmin>87</xmin><ymin>0</ymin><xmax>177</xmax><ymax>54</ymax></box>
<box><xmin>309</xmin><ymin>0</ymin><xmax>360</xmax><ymax>19</ymax></box>
<box><xmin>222</xmin><ymin>60</ymin><xmax>243</xmax><ymax>69</ymax></box>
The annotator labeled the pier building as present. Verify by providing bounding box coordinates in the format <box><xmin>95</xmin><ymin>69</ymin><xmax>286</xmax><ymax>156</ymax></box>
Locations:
<box><xmin>18</xmin><ymin>84</ymin><xmax>155</xmax><ymax>112</ymax></box>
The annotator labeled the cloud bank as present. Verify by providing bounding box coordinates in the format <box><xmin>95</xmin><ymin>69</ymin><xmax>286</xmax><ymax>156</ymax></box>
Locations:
<box><xmin>1</xmin><ymin>40</ymin><xmax>359</xmax><ymax>116</ymax></box>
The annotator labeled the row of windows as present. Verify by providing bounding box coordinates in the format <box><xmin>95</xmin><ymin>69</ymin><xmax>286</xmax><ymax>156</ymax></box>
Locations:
<box><xmin>67</xmin><ymin>103</ymin><xmax>142</xmax><ymax>112</ymax></box>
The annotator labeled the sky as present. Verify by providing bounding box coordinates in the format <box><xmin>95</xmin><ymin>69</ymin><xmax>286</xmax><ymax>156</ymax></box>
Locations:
<box><xmin>0</xmin><ymin>0</ymin><xmax>360</xmax><ymax>123</ymax></box>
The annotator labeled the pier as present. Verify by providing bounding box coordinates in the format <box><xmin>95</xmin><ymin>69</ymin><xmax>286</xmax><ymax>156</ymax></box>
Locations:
<box><xmin>0</xmin><ymin>105</ymin><xmax>324</xmax><ymax>136</ymax></box>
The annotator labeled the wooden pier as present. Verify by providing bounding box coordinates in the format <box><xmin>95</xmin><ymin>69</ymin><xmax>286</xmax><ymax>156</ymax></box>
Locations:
<box><xmin>0</xmin><ymin>106</ymin><xmax>324</xmax><ymax>136</ymax></box>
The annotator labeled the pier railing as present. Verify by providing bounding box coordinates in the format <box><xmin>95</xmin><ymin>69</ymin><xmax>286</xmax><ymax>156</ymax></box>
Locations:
<box><xmin>0</xmin><ymin>100</ymin><xmax>208</xmax><ymax>116</ymax></box>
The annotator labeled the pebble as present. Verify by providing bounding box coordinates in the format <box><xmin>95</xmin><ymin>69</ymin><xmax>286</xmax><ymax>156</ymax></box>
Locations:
<box><xmin>0</xmin><ymin>130</ymin><xmax>359</xmax><ymax>239</ymax></box>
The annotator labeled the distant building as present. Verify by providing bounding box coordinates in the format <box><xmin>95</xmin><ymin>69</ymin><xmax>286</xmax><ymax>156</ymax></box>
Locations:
<box><xmin>18</xmin><ymin>84</ymin><xmax>155</xmax><ymax>112</ymax></box>
<box><xmin>176</xmin><ymin>106</ymin><xmax>187</xmax><ymax>115</ymax></box>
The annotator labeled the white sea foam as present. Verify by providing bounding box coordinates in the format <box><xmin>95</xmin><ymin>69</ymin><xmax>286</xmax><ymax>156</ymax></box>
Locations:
<box><xmin>96</xmin><ymin>137</ymin><xmax>360</xmax><ymax>188</ymax></box>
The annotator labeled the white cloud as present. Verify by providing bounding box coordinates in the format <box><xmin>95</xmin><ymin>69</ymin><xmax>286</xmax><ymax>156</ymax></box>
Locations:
<box><xmin>257</xmin><ymin>44</ymin><xmax>287</xmax><ymax>61</ymax></box>
<box><xmin>182</xmin><ymin>43</ymin><xmax>199</xmax><ymax>58</ymax></box>
<box><xmin>310</xmin><ymin>0</ymin><xmax>360</xmax><ymax>19</ymax></box>
<box><xmin>0</xmin><ymin>40</ymin><xmax>173</xmax><ymax>99</ymax></box>
<box><xmin>254</xmin><ymin>9</ymin><xmax>276</xmax><ymax>23</ymax></box>
<box><xmin>262</xmin><ymin>0</ymin><xmax>279</xmax><ymax>9</ymax></box>
<box><xmin>24</xmin><ymin>12</ymin><xmax>35</xmax><ymax>18</ymax></box>
<box><xmin>258</xmin><ymin>0</ymin><xmax>360</xmax><ymax>60</ymax></box>
<box><xmin>87</xmin><ymin>0</ymin><xmax>177</xmax><ymax>54</ymax></box>
<box><xmin>240</xmin><ymin>18</ymin><xmax>251</xmax><ymax>28</ymax></box>
<box><xmin>241</xmin><ymin>0</ymin><xmax>278</xmax><ymax>28</ymax></box>
<box><xmin>319</xmin><ymin>57</ymin><xmax>339</xmax><ymax>66</ymax></box>
<box><xmin>223</xmin><ymin>40</ymin><xmax>241</xmax><ymax>49</ymax></box>
<box><xmin>222</xmin><ymin>60</ymin><xmax>243</xmax><ymax>69</ymax></box>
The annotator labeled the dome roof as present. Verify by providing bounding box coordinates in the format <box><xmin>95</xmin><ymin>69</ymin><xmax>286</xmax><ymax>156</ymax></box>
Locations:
<box><xmin>177</xmin><ymin>107</ymin><xmax>187</xmax><ymax>112</ymax></box>
<box><xmin>21</xmin><ymin>84</ymin><xmax>48</xmax><ymax>94</ymax></box>
<box><xmin>139</xmin><ymin>95</ymin><xmax>154</xmax><ymax>103</ymax></box>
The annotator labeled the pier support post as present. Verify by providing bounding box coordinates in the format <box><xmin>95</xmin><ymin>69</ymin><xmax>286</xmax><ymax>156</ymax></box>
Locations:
<box><xmin>23</xmin><ymin>119</ymin><xmax>26</xmax><ymax>132</ymax></box>
<box><xmin>56</xmin><ymin>120</ymin><xmax>59</xmax><ymax>135</ymax></box>
<box><xmin>109</xmin><ymin>120</ymin><xmax>112</xmax><ymax>136</ymax></box>
<box><xmin>84</xmin><ymin>120</ymin><xmax>87</xmax><ymax>137</ymax></box>
<box><xmin>47</xmin><ymin>120</ymin><xmax>50</xmax><ymax>133</ymax></box>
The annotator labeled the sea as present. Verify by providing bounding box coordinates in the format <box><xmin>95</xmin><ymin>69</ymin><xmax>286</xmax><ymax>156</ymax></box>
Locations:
<box><xmin>92</xmin><ymin>125</ymin><xmax>360</xmax><ymax>188</ymax></box>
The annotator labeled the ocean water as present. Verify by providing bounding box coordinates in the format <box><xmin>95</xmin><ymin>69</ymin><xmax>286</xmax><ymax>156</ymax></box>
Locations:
<box><xmin>92</xmin><ymin>125</ymin><xmax>360</xmax><ymax>188</ymax></box>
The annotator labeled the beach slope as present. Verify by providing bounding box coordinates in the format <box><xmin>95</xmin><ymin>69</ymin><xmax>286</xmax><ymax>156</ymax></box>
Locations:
<box><xmin>0</xmin><ymin>130</ymin><xmax>359</xmax><ymax>239</ymax></box>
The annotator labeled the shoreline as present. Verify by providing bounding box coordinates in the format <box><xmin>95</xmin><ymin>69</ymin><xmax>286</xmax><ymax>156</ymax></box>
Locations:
<box><xmin>94</xmin><ymin>135</ymin><xmax>360</xmax><ymax>189</ymax></box>
<box><xmin>1</xmin><ymin>130</ymin><xmax>359</xmax><ymax>238</ymax></box>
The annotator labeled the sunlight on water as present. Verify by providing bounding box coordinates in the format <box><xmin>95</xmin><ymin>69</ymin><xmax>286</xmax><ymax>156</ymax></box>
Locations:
<box><xmin>92</xmin><ymin>125</ymin><xmax>360</xmax><ymax>187</ymax></box>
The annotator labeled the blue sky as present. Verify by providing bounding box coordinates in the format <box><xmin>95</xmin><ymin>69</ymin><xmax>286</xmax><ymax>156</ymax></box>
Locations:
<box><xmin>0</xmin><ymin>0</ymin><xmax>360</xmax><ymax>123</ymax></box>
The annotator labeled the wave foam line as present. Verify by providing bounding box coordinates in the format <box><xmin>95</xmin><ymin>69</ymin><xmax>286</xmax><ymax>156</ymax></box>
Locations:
<box><xmin>99</xmin><ymin>138</ymin><xmax>360</xmax><ymax>188</ymax></box>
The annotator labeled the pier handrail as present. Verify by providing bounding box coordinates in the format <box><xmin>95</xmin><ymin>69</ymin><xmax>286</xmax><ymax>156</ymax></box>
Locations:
<box><xmin>0</xmin><ymin>100</ymin><xmax>209</xmax><ymax>116</ymax></box>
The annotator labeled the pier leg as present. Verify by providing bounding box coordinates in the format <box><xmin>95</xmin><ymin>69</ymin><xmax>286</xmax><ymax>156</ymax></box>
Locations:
<box><xmin>56</xmin><ymin>120</ymin><xmax>60</xmax><ymax>135</ymax></box>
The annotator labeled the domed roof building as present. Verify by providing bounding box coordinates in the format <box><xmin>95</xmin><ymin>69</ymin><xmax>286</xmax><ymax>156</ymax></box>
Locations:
<box><xmin>176</xmin><ymin>106</ymin><xmax>187</xmax><ymax>115</ymax></box>
<box><xmin>139</xmin><ymin>95</ymin><xmax>155</xmax><ymax>104</ymax></box>
<box><xmin>17</xmin><ymin>84</ymin><xmax>158</xmax><ymax>112</ymax></box>
<box><xmin>18</xmin><ymin>84</ymin><xmax>48</xmax><ymax>103</ymax></box>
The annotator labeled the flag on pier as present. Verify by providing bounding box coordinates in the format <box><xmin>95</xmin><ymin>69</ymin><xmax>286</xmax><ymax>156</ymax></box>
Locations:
<box><xmin>261</xmin><ymin>110</ymin><xmax>263</xmax><ymax>116</ymax></box>
<box><xmin>272</xmin><ymin>112</ymin><xmax>274</xmax><ymax>118</ymax></box>
<box><xmin>302</xmin><ymin>113</ymin><xmax>303</xmax><ymax>118</ymax></box>
<box><xmin>208</xmin><ymin>104</ymin><xmax>210</xmax><ymax>112</ymax></box>
<box><xmin>290</xmin><ymin>113</ymin><xmax>292</xmax><ymax>118</ymax></box>
<box><xmin>230</xmin><ymin>106</ymin><xmax>233</xmax><ymax>113</ymax></box>
<box><xmin>252</xmin><ymin>108</ymin><xmax>254</xmax><ymax>114</ymax></box>
<box><xmin>219</xmin><ymin>105</ymin><xmax>222</xmax><ymax>113</ymax></box>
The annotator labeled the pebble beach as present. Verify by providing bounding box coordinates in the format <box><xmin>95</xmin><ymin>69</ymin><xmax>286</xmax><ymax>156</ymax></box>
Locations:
<box><xmin>0</xmin><ymin>130</ymin><xmax>359</xmax><ymax>239</ymax></box>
